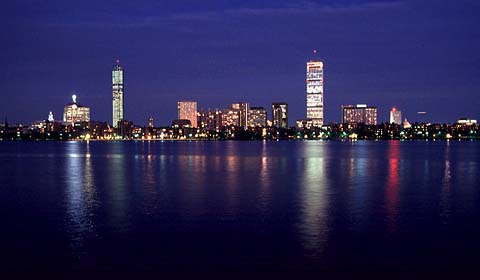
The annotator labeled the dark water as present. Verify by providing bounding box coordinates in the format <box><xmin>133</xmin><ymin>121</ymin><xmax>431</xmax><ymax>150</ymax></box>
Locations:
<box><xmin>1</xmin><ymin>141</ymin><xmax>479</xmax><ymax>275</ymax></box>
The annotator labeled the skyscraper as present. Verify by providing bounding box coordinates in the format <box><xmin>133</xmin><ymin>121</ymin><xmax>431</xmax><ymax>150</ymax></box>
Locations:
<box><xmin>272</xmin><ymin>102</ymin><xmax>288</xmax><ymax>128</ymax></box>
<box><xmin>222</xmin><ymin>102</ymin><xmax>248</xmax><ymax>128</ymax></box>
<box><xmin>112</xmin><ymin>60</ymin><xmax>124</xmax><ymax>128</ymax></box>
<box><xmin>177</xmin><ymin>101</ymin><xmax>197</xmax><ymax>128</ymax></box>
<box><xmin>342</xmin><ymin>104</ymin><xmax>377</xmax><ymax>125</ymax></box>
<box><xmin>232</xmin><ymin>102</ymin><xmax>249</xmax><ymax>129</ymax></box>
<box><xmin>389</xmin><ymin>107</ymin><xmax>402</xmax><ymax>124</ymax></box>
<box><xmin>306</xmin><ymin>60</ymin><xmax>324</xmax><ymax>127</ymax></box>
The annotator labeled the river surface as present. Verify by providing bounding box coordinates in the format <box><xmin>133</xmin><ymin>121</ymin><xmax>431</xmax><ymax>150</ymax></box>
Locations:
<box><xmin>1</xmin><ymin>140</ymin><xmax>479</xmax><ymax>275</ymax></box>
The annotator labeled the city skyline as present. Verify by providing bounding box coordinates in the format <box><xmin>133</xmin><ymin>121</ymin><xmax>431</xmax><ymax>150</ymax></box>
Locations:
<box><xmin>0</xmin><ymin>57</ymin><xmax>474</xmax><ymax>128</ymax></box>
<box><xmin>1</xmin><ymin>1</ymin><xmax>479</xmax><ymax>125</ymax></box>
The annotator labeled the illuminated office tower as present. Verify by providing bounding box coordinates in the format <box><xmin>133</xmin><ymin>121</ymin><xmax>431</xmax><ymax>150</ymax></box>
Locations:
<box><xmin>112</xmin><ymin>60</ymin><xmax>124</xmax><ymax>128</ymax></box>
<box><xmin>248</xmin><ymin>107</ymin><xmax>267</xmax><ymax>127</ymax></box>
<box><xmin>389</xmin><ymin>107</ymin><xmax>402</xmax><ymax>124</ymax></box>
<box><xmin>306</xmin><ymin>60</ymin><xmax>324</xmax><ymax>127</ymax></box>
<box><xmin>272</xmin><ymin>102</ymin><xmax>288</xmax><ymax>128</ymax></box>
<box><xmin>342</xmin><ymin>104</ymin><xmax>377</xmax><ymax>125</ymax></box>
<box><xmin>177</xmin><ymin>101</ymin><xmax>197</xmax><ymax>128</ymax></box>
<box><xmin>232</xmin><ymin>102</ymin><xmax>248</xmax><ymax>129</ymax></box>
<box><xmin>63</xmin><ymin>94</ymin><xmax>90</xmax><ymax>125</ymax></box>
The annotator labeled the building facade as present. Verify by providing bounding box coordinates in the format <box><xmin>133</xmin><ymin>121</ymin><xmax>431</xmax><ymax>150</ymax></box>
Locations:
<box><xmin>272</xmin><ymin>102</ymin><xmax>288</xmax><ymax>128</ymax></box>
<box><xmin>248</xmin><ymin>107</ymin><xmax>267</xmax><ymax>127</ymax></box>
<box><xmin>306</xmin><ymin>61</ymin><xmax>324</xmax><ymax>127</ymax></box>
<box><xmin>342</xmin><ymin>104</ymin><xmax>377</xmax><ymax>125</ymax></box>
<box><xmin>232</xmin><ymin>102</ymin><xmax>248</xmax><ymax>129</ymax></box>
<box><xmin>222</xmin><ymin>107</ymin><xmax>240</xmax><ymax>127</ymax></box>
<box><xmin>177</xmin><ymin>101</ymin><xmax>197</xmax><ymax>128</ymax></box>
<box><xmin>389</xmin><ymin>107</ymin><xmax>402</xmax><ymax>124</ymax></box>
<box><xmin>112</xmin><ymin>60</ymin><xmax>124</xmax><ymax>128</ymax></box>
<box><xmin>63</xmin><ymin>95</ymin><xmax>90</xmax><ymax>125</ymax></box>
<box><xmin>222</xmin><ymin>102</ymin><xmax>248</xmax><ymax>128</ymax></box>
<box><xmin>198</xmin><ymin>109</ymin><xmax>222</xmax><ymax>131</ymax></box>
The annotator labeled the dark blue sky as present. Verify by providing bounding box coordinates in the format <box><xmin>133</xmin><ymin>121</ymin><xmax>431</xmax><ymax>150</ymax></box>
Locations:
<box><xmin>1</xmin><ymin>0</ymin><xmax>479</xmax><ymax>126</ymax></box>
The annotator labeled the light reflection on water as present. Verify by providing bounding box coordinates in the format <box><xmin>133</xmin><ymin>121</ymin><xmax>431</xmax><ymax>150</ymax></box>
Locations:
<box><xmin>257</xmin><ymin>141</ymin><xmax>272</xmax><ymax>215</ymax></box>
<box><xmin>386</xmin><ymin>141</ymin><xmax>400</xmax><ymax>232</ymax></box>
<box><xmin>298</xmin><ymin>142</ymin><xmax>330</xmax><ymax>257</ymax></box>
<box><xmin>106</xmin><ymin>142</ymin><xmax>130</xmax><ymax>233</ymax></box>
<box><xmin>65</xmin><ymin>142</ymin><xmax>97</xmax><ymax>256</ymax></box>
<box><xmin>440</xmin><ymin>141</ymin><xmax>452</xmax><ymax>224</ymax></box>
<box><xmin>345</xmin><ymin>142</ymin><xmax>371</xmax><ymax>232</ymax></box>
<box><xmin>9</xmin><ymin>140</ymin><xmax>476</xmax><ymax>271</ymax></box>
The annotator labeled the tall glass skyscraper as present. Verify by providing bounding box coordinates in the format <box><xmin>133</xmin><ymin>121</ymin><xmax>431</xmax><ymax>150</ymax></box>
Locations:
<box><xmin>112</xmin><ymin>60</ymin><xmax>124</xmax><ymax>128</ymax></box>
<box><xmin>306</xmin><ymin>61</ymin><xmax>324</xmax><ymax>127</ymax></box>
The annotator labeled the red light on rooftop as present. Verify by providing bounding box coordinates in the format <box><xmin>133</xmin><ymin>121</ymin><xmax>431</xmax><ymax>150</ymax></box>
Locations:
<box><xmin>313</xmin><ymin>49</ymin><xmax>317</xmax><ymax>54</ymax></box>
<box><xmin>392</xmin><ymin>107</ymin><xmax>396</xmax><ymax>112</ymax></box>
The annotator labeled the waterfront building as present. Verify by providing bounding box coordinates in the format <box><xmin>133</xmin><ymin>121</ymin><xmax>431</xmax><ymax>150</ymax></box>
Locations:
<box><xmin>177</xmin><ymin>101</ymin><xmax>198</xmax><ymax>128</ymax></box>
<box><xmin>222</xmin><ymin>102</ymin><xmax>248</xmax><ymax>128</ymax></box>
<box><xmin>232</xmin><ymin>102</ymin><xmax>248</xmax><ymax>129</ymax></box>
<box><xmin>198</xmin><ymin>109</ymin><xmax>222</xmax><ymax>131</ymax></box>
<box><xmin>403</xmin><ymin>118</ymin><xmax>412</xmax><ymax>129</ymax></box>
<box><xmin>63</xmin><ymin>94</ymin><xmax>90</xmax><ymax>125</ymax></box>
<box><xmin>112</xmin><ymin>60</ymin><xmax>124</xmax><ymax>128</ymax></box>
<box><xmin>296</xmin><ymin>119</ymin><xmax>314</xmax><ymax>130</ymax></box>
<box><xmin>208</xmin><ymin>110</ymin><xmax>223</xmax><ymax>130</ymax></box>
<box><xmin>342</xmin><ymin>104</ymin><xmax>377</xmax><ymax>125</ymax></box>
<box><xmin>390</xmin><ymin>107</ymin><xmax>402</xmax><ymax>124</ymax></box>
<box><xmin>456</xmin><ymin>118</ymin><xmax>477</xmax><ymax>126</ymax></box>
<box><xmin>272</xmin><ymin>102</ymin><xmax>288</xmax><ymax>128</ymax></box>
<box><xmin>197</xmin><ymin>111</ymin><xmax>207</xmax><ymax>130</ymax></box>
<box><xmin>248</xmin><ymin>107</ymin><xmax>267</xmax><ymax>127</ymax></box>
<box><xmin>172</xmin><ymin>119</ymin><xmax>192</xmax><ymax>128</ymax></box>
<box><xmin>118</xmin><ymin>119</ymin><xmax>134</xmax><ymax>138</ymax></box>
<box><xmin>306</xmin><ymin>60</ymin><xmax>324</xmax><ymax>127</ymax></box>
<box><xmin>89</xmin><ymin>121</ymin><xmax>113</xmax><ymax>139</ymax></box>
<box><xmin>222</xmin><ymin>107</ymin><xmax>240</xmax><ymax>127</ymax></box>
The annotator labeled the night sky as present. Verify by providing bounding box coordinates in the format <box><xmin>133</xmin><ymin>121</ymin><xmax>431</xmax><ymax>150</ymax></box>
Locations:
<box><xmin>1</xmin><ymin>0</ymin><xmax>479</xmax><ymax>126</ymax></box>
